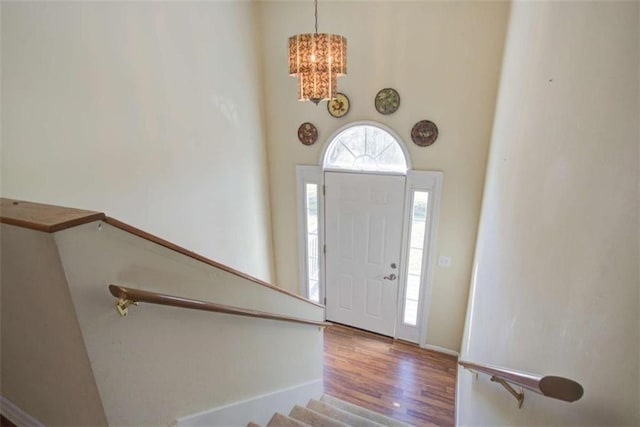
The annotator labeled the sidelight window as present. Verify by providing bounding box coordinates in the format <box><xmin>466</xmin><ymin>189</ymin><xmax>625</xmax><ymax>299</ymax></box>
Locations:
<box><xmin>297</xmin><ymin>123</ymin><xmax>442</xmax><ymax>348</ymax></box>
<box><xmin>296</xmin><ymin>165</ymin><xmax>324</xmax><ymax>304</ymax></box>
<box><xmin>305</xmin><ymin>184</ymin><xmax>320</xmax><ymax>303</ymax></box>
<box><xmin>403</xmin><ymin>191</ymin><xmax>430</xmax><ymax>326</ymax></box>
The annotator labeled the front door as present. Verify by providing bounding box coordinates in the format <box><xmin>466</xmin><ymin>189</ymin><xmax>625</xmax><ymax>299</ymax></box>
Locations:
<box><xmin>324</xmin><ymin>171</ymin><xmax>406</xmax><ymax>336</ymax></box>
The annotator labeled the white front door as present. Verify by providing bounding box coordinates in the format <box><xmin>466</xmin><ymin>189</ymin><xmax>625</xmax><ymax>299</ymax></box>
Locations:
<box><xmin>324</xmin><ymin>171</ymin><xmax>406</xmax><ymax>336</ymax></box>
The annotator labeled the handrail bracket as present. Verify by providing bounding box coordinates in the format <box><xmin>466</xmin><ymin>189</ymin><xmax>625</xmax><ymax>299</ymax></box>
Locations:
<box><xmin>491</xmin><ymin>376</ymin><xmax>524</xmax><ymax>408</ymax></box>
<box><xmin>116</xmin><ymin>298</ymin><xmax>138</xmax><ymax>316</ymax></box>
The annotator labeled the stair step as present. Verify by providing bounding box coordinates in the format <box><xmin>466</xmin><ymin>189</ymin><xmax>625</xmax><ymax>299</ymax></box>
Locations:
<box><xmin>320</xmin><ymin>395</ymin><xmax>412</xmax><ymax>427</ymax></box>
<box><xmin>289</xmin><ymin>405</ymin><xmax>350</xmax><ymax>427</ymax></box>
<box><xmin>266</xmin><ymin>412</ymin><xmax>310</xmax><ymax>427</ymax></box>
<box><xmin>306</xmin><ymin>399</ymin><xmax>385</xmax><ymax>427</ymax></box>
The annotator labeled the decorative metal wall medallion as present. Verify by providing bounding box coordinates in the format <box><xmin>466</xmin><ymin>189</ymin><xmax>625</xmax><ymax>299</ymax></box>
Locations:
<box><xmin>297</xmin><ymin>122</ymin><xmax>319</xmax><ymax>145</ymax></box>
<box><xmin>327</xmin><ymin>93</ymin><xmax>350</xmax><ymax>118</ymax></box>
<box><xmin>411</xmin><ymin>120</ymin><xmax>439</xmax><ymax>147</ymax></box>
<box><xmin>375</xmin><ymin>88</ymin><xmax>400</xmax><ymax>115</ymax></box>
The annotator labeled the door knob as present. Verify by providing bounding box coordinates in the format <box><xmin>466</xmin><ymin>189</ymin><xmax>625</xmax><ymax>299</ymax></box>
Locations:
<box><xmin>383</xmin><ymin>273</ymin><xmax>397</xmax><ymax>280</ymax></box>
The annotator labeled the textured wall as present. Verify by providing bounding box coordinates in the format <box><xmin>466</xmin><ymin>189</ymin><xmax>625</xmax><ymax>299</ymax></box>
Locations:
<box><xmin>258</xmin><ymin>1</ymin><xmax>510</xmax><ymax>351</ymax></box>
<box><xmin>55</xmin><ymin>221</ymin><xmax>324</xmax><ymax>426</ymax></box>
<box><xmin>1</xmin><ymin>225</ymin><xmax>108</xmax><ymax>426</ymax></box>
<box><xmin>1</xmin><ymin>221</ymin><xmax>324</xmax><ymax>426</ymax></box>
<box><xmin>1</xmin><ymin>1</ymin><xmax>275</xmax><ymax>281</ymax></box>
<box><xmin>458</xmin><ymin>1</ymin><xmax>639</xmax><ymax>425</ymax></box>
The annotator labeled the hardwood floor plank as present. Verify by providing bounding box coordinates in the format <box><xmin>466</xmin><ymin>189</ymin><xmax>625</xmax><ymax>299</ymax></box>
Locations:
<box><xmin>324</xmin><ymin>324</ymin><xmax>457</xmax><ymax>426</ymax></box>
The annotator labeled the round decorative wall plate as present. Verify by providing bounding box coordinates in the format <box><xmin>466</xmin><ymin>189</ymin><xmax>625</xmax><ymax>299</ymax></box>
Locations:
<box><xmin>297</xmin><ymin>122</ymin><xmax>318</xmax><ymax>145</ymax></box>
<box><xmin>375</xmin><ymin>88</ymin><xmax>400</xmax><ymax>115</ymax></box>
<box><xmin>411</xmin><ymin>120</ymin><xmax>439</xmax><ymax>147</ymax></box>
<box><xmin>327</xmin><ymin>93</ymin><xmax>350</xmax><ymax>118</ymax></box>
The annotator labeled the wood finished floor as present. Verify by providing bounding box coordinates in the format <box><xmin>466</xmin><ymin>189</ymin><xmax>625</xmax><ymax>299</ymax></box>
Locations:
<box><xmin>323</xmin><ymin>324</ymin><xmax>457</xmax><ymax>426</ymax></box>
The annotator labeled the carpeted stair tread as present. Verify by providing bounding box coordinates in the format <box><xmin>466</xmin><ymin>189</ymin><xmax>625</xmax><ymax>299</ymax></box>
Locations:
<box><xmin>289</xmin><ymin>405</ymin><xmax>350</xmax><ymax>427</ymax></box>
<box><xmin>266</xmin><ymin>412</ymin><xmax>311</xmax><ymax>427</ymax></box>
<box><xmin>306</xmin><ymin>399</ymin><xmax>385</xmax><ymax>427</ymax></box>
<box><xmin>320</xmin><ymin>395</ymin><xmax>412</xmax><ymax>427</ymax></box>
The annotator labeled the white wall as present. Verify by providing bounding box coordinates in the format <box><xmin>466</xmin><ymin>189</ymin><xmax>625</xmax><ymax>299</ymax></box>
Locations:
<box><xmin>1</xmin><ymin>221</ymin><xmax>325</xmax><ymax>426</ymax></box>
<box><xmin>54</xmin><ymin>220</ymin><xmax>324</xmax><ymax>426</ymax></box>
<box><xmin>258</xmin><ymin>1</ymin><xmax>510</xmax><ymax>351</ymax></box>
<box><xmin>458</xmin><ymin>1</ymin><xmax>639</xmax><ymax>425</ymax></box>
<box><xmin>0</xmin><ymin>2</ymin><xmax>274</xmax><ymax>281</ymax></box>
<box><xmin>1</xmin><ymin>225</ymin><xmax>108</xmax><ymax>426</ymax></box>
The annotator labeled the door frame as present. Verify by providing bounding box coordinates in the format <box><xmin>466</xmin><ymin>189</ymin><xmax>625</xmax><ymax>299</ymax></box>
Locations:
<box><xmin>395</xmin><ymin>170</ymin><xmax>443</xmax><ymax>344</ymax></box>
<box><xmin>296</xmin><ymin>121</ymin><xmax>442</xmax><ymax>347</ymax></box>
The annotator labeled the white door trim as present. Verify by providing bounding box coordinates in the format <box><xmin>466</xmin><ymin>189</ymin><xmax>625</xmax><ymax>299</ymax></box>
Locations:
<box><xmin>296</xmin><ymin>165</ymin><xmax>324</xmax><ymax>303</ymax></box>
<box><xmin>416</xmin><ymin>171</ymin><xmax>443</xmax><ymax>347</ymax></box>
<box><xmin>295</xmin><ymin>123</ymin><xmax>443</xmax><ymax>348</ymax></box>
<box><xmin>396</xmin><ymin>170</ymin><xmax>443</xmax><ymax>345</ymax></box>
<box><xmin>296</xmin><ymin>168</ymin><xmax>443</xmax><ymax>345</ymax></box>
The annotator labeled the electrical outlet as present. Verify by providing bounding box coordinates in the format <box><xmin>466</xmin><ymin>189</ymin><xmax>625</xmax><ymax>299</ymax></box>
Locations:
<box><xmin>438</xmin><ymin>256</ymin><xmax>452</xmax><ymax>268</ymax></box>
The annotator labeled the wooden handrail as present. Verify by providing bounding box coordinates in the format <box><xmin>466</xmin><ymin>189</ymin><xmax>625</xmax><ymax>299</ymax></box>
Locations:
<box><xmin>104</xmin><ymin>218</ymin><xmax>325</xmax><ymax>309</ymax></box>
<box><xmin>109</xmin><ymin>285</ymin><xmax>331</xmax><ymax>327</ymax></box>
<box><xmin>0</xmin><ymin>198</ymin><xmax>105</xmax><ymax>232</ymax></box>
<box><xmin>0</xmin><ymin>198</ymin><xmax>323</xmax><ymax>309</ymax></box>
<box><xmin>458</xmin><ymin>360</ymin><xmax>583</xmax><ymax>407</ymax></box>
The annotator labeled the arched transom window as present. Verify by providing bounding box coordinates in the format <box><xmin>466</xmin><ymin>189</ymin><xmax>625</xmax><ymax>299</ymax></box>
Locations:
<box><xmin>323</xmin><ymin>124</ymin><xmax>409</xmax><ymax>173</ymax></box>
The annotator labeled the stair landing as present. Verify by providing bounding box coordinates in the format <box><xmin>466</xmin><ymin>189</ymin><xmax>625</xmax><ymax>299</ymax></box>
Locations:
<box><xmin>323</xmin><ymin>324</ymin><xmax>457</xmax><ymax>426</ymax></box>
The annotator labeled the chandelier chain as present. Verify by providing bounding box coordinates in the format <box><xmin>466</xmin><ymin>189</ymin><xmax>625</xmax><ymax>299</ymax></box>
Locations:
<box><xmin>314</xmin><ymin>0</ymin><xmax>318</xmax><ymax>34</ymax></box>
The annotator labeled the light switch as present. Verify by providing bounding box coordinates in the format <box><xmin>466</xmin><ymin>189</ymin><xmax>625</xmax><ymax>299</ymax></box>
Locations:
<box><xmin>438</xmin><ymin>256</ymin><xmax>452</xmax><ymax>268</ymax></box>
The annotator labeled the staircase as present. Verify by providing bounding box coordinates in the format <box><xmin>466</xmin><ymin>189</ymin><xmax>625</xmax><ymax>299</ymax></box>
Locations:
<box><xmin>0</xmin><ymin>199</ymin><xmax>328</xmax><ymax>426</ymax></box>
<box><xmin>248</xmin><ymin>394</ymin><xmax>411</xmax><ymax>427</ymax></box>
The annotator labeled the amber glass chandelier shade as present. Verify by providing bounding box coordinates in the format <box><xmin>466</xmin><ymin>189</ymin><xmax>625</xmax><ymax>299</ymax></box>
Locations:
<box><xmin>288</xmin><ymin>33</ymin><xmax>347</xmax><ymax>103</ymax></box>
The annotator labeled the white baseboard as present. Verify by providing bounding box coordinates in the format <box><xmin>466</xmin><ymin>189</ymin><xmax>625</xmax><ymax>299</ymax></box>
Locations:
<box><xmin>0</xmin><ymin>396</ymin><xmax>45</xmax><ymax>427</ymax></box>
<box><xmin>174</xmin><ymin>379</ymin><xmax>324</xmax><ymax>427</ymax></box>
<box><xmin>421</xmin><ymin>343</ymin><xmax>460</xmax><ymax>357</ymax></box>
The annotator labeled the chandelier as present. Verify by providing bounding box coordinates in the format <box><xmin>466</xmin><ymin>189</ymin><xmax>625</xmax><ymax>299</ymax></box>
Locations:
<box><xmin>288</xmin><ymin>0</ymin><xmax>347</xmax><ymax>104</ymax></box>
